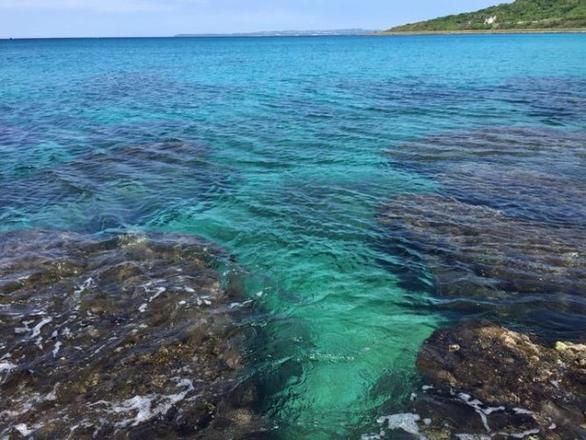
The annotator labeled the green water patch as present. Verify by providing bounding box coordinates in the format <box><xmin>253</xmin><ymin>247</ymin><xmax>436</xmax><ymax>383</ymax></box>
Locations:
<box><xmin>152</xmin><ymin>165</ymin><xmax>442</xmax><ymax>437</ymax></box>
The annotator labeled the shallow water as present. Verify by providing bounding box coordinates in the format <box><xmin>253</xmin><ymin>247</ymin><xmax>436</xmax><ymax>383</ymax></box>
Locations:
<box><xmin>1</xmin><ymin>35</ymin><xmax>586</xmax><ymax>438</ymax></box>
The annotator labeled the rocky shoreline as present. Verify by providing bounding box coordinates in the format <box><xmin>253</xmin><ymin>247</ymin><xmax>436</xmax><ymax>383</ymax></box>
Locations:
<box><xmin>0</xmin><ymin>230</ymin><xmax>264</xmax><ymax>439</ymax></box>
<box><xmin>371</xmin><ymin>126</ymin><xmax>586</xmax><ymax>439</ymax></box>
<box><xmin>413</xmin><ymin>322</ymin><xmax>586</xmax><ymax>439</ymax></box>
<box><xmin>365</xmin><ymin>323</ymin><xmax>586</xmax><ymax>439</ymax></box>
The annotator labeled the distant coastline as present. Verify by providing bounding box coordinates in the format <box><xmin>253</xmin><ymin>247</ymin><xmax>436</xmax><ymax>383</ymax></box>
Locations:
<box><xmin>175</xmin><ymin>29</ymin><xmax>376</xmax><ymax>37</ymax></box>
<box><xmin>378</xmin><ymin>28</ymin><xmax>586</xmax><ymax>36</ymax></box>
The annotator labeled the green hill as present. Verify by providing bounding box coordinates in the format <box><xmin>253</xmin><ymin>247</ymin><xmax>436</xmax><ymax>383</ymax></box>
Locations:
<box><xmin>386</xmin><ymin>0</ymin><xmax>586</xmax><ymax>33</ymax></box>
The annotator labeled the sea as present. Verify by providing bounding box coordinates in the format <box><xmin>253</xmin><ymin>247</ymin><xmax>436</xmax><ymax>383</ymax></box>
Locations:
<box><xmin>1</xmin><ymin>34</ymin><xmax>585</xmax><ymax>438</ymax></box>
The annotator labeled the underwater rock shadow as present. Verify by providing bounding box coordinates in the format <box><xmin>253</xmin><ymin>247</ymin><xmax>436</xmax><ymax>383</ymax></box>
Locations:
<box><xmin>377</xmin><ymin>126</ymin><xmax>586</xmax><ymax>336</ymax></box>
<box><xmin>494</xmin><ymin>76</ymin><xmax>586</xmax><ymax>126</ymax></box>
<box><xmin>0</xmin><ymin>138</ymin><xmax>238</xmax><ymax>232</ymax></box>
<box><xmin>387</xmin><ymin>127</ymin><xmax>586</xmax><ymax>226</ymax></box>
<box><xmin>379</xmin><ymin>194</ymin><xmax>586</xmax><ymax>337</ymax></box>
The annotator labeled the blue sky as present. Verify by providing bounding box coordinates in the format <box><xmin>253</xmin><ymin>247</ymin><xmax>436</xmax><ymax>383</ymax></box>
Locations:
<box><xmin>0</xmin><ymin>0</ymin><xmax>504</xmax><ymax>38</ymax></box>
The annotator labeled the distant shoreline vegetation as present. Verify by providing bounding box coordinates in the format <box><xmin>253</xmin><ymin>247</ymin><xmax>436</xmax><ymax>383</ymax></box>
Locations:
<box><xmin>379</xmin><ymin>28</ymin><xmax>586</xmax><ymax>35</ymax></box>
<box><xmin>384</xmin><ymin>0</ymin><xmax>586</xmax><ymax>33</ymax></box>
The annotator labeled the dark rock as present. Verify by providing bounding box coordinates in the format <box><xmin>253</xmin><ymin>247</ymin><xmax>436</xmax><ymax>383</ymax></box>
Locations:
<box><xmin>0</xmin><ymin>139</ymin><xmax>236</xmax><ymax>230</ymax></box>
<box><xmin>414</xmin><ymin>323</ymin><xmax>586</xmax><ymax>439</ymax></box>
<box><xmin>379</xmin><ymin>195</ymin><xmax>586</xmax><ymax>338</ymax></box>
<box><xmin>380</xmin><ymin>195</ymin><xmax>586</xmax><ymax>298</ymax></box>
<box><xmin>374</xmin><ymin>126</ymin><xmax>586</xmax><ymax>438</ymax></box>
<box><xmin>0</xmin><ymin>230</ymin><xmax>263</xmax><ymax>439</ymax></box>
<box><xmin>387</xmin><ymin>127</ymin><xmax>586</xmax><ymax>227</ymax></box>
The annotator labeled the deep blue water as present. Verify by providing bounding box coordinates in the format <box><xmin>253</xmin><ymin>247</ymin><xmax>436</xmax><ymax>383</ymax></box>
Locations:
<box><xmin>1</xmin><ymin>35</ymin><xmax>585</xmax><ymax>438</ymax></box>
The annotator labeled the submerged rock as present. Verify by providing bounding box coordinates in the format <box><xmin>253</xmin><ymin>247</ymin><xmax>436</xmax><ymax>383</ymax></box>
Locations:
<box><xmin>0</xmin><ymin>230</ymin><xmax>262</xmax><ymax>439</ymax></box>
<box><xmin>382</xmin><ymin>128</ymin><xmax>586</xmax><ymax>321</ymax></box>
<box><xmin>495</xmin><ymin>76</ymin><xmax>586</xmax><ymax>127</ymax></box>
<box><xmin>389</xmin><ymin>127</ymin><xmax>586</xmax><ymax>174</ymax></box>
<box><xmin>387</xmin><ymin>127</ymin><xmax>586</xmax><ymax>227</ymax></box>
<box><xmin>379</xmin><ymin>194</ymin><xmax>586</xmax><ymax>337</ymax></box>
<box><xmin>412</xmin><ymin>323</ymin><xmax>586</xmax><ymax>440</ymax></box>
<box><xmin>0</xmin><ymin>139</ymin><xmax>235</xmax><ymax>230</ymax></box>
<box><xmin>437</xmin><ymin>163</ymin><xmax>586</xmax><ymax>227</ymax></box>
<box><xmin>380</xmin><ymin>195</ymin><xmax>586</xmax><ymax>296</ymax></box>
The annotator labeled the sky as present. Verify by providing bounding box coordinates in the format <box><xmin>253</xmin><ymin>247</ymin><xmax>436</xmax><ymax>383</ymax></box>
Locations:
<box><xmin>0</xmin><ymin>0</ymin><xmax>504</xmax><ymax>39</ymax></box>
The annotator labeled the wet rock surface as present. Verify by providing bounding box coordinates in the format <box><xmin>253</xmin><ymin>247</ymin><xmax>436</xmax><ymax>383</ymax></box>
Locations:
<box><xmin>365</xmin><ymin>323</ymin><xmax>586</xmax><ymax>439</ymax></box>
<box><xmin>0</xmin><ymin>230</ymin><xmax>262</xmax><ymax>439</ymax></box>
<box><xmin>412</xmin><ymin>323</ymin><xmax>586</xmax><ymax>440</ymax></box>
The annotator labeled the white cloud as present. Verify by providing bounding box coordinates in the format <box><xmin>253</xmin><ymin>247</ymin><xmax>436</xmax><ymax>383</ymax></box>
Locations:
<box><xmin>0</xmin><ymin>0</ymin><xmax>205</xmax><ymax>13</ymax></box>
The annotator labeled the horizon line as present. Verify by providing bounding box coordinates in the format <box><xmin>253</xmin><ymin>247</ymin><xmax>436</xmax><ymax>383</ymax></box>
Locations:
<box><xmin>0</xmin><ymin>28</ymin><xmax>379</xmax><ymax>41</ymax></box>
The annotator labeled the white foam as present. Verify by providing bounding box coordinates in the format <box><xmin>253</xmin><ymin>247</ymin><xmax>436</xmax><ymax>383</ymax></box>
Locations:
<box><xmin>15</xmin><ymin>423</ymin><xmax>34</xmax><ymax>436</ymax></box>
<box><xmin>0</xmin><ymin>392</ymin><xmax>49</xmax><ymax>419</ymax></box>
<box><xmin>483</xmin><ymin>405</ymin><xmax>505</xmax><ymax>415</ymax></box>
<box><xmin>229</xmin><ymin>301</ymin><xmax>252</xmax><ymax>309</ymax></box>
<box><xmin>196</xmin><ymin>296</ymin><xmax>212</xmax><ymax>306</ymax></box>
<box><xmin>456</xmin><ymin>435</ymin><xmax>491</xmax><ymax>440</ymax></box>
<box><xmin>139</xmin><ymin>286</ymin><xmax>167</xmax><ymax>312</ymax></box>
<box><xmin>111</xmin><ymin>395</ymin><xmax>155</xmax><ymax>426</ymax></box>
<box><xmin>377</xmin><ymin>413</ymin><xmax>424</xmax><ymax>438</ymax></box>
<box><xmin>31</xmin><ymin>317</ymin><xmax>52</xmax><ymax>338</ymax></box>
<box><xmin>93</xmin><ymin>378</ymin><xmax>194</xmax><ymax>428</ymax></box>
<box><xmin>149</xmin><ymin>287</ymin><xmax>166</xmax><ymax>301</ymax></box>
<box><xmin>458</xmin><ymin>392</ymin><xmax>495</xmax><ymax>432</ymax></box>
<box><xmin>52</xmin><ymin>341</ymin><xmax>63</xmax><ymax>357</ymax></box>
<box><xmin>0</xmin><ymin>360</ymin><xmax>17</xmax><ymax>379</ymax></box>
<box><xmin>74</xmin><ymin>278</ymin><xmax>95</xmax><ymax>295</ymax></box>
<box><xmin>497</xmin><ymin>428</ymin><xmax>540</xmax><ymax>439</ymax></box>
<box><xmin>45</xmin><ymin>387</ymin><xmax>58</xmax><ymax>401</ymax></box>
<box><xmin>361</xmin><ymin>432</ymin><xmax>384</xmax><ymax>440</ymax></box>
<box><xmin>15</xmin><ymin>319</ymin><xmax>33</xmax><ymax>334</ymax></box>
<box><xmin>0</xmin><ymin>360</ymin><xmax>16</xmax><ymax>371</ymax></box>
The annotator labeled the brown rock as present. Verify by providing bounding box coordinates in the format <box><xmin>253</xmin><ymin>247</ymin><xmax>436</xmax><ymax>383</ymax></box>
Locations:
<box><xmin>0</xmin><ymin>230</ymin><xmax>264</xmax><ymax>439</ymax></box>
<box><xmin>414</xmin><ymin>322</ymin><xmax>586</xmax><ymax>439</ymax></box>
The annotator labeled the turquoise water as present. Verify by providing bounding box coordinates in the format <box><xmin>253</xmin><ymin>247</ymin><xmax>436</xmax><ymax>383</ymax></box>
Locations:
<box><xmin>1</xmin><ymin>34</ymin><xmax>586</xmax><ymax>438</ymax></box>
